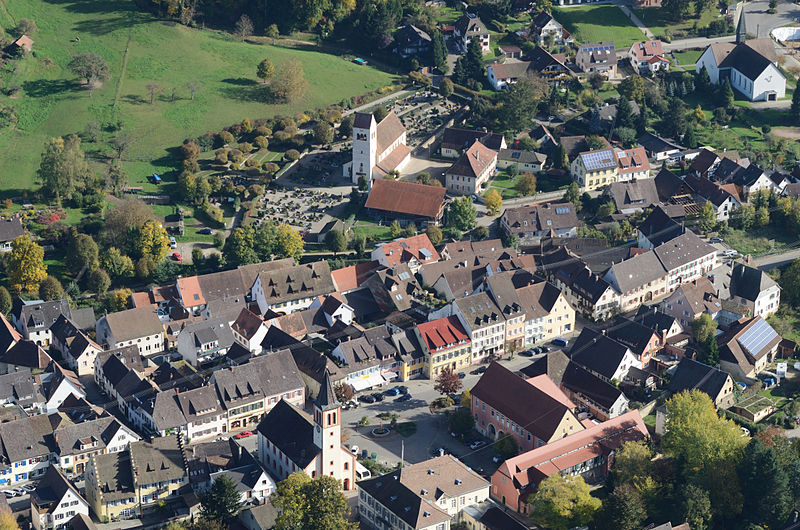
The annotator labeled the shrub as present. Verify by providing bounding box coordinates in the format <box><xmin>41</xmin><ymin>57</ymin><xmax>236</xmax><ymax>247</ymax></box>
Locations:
<box><xmin>285</xmin><ymin>149</ymin><xmax>301</xmax><ymax>161</ymax></box>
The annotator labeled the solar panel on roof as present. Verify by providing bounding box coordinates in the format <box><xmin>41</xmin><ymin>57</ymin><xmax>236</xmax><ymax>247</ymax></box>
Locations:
<box><xmin>737</xmin><ymin>319</ymin><xmax>778</xmax><ymax>356</ymax></box>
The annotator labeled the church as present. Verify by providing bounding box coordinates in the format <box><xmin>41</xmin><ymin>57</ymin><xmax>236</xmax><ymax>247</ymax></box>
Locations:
<box><xmin>256</xmin><ymin>371</ymin><xmax>357</xmax><ymax>490</ymax></box>
<box><xmin>695</xmin><ymin>10</ymin><xmax>785</xmax><ymax>102</ymax></box>
<box><xmin>344</xmin><ymin>111</ymin><xmax>411</xmax><ymax>187</ymax></box>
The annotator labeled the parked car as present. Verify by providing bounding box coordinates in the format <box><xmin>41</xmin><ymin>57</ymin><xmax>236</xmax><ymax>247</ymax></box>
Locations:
<box><xmin>358</xmin><ymin>394</ymin><xmax>376</xmax><ymax>404</ymax></box>
<box><xmin>710</xmin><ymin>236</ymin><xmax>724</xmax><ymax>243</ymax></box>
<box><xmin>552</xmin><ymin>338</ymin><xmax>568</xmax><ymax>348</ymax></box>
<box><xmin>385</xmin><ymin>387</ymin><xmax>401</xmax><ymax>396</ymax></box>
<box><xmin>169</xmin><ymin>236</ymin><xmax>177</xmax><ymax>249</ymax></box>
<box><xmin>172</xmin><ymin>252</ymin><xmax>182</xmax><ymax>261</ymax></box>
<box><xmin>458</xmin><ymin>372</ymin><xmax>466</xmax><ymax>379</ymax></box>
<box><xmin>396</xmin><ymin>386</ymin><xmax>409</xmax><ymax>395</ymax></box>
<box><xmin>3</xmin><ymin>491</ymin><xmax>16</xmax><ymax>499</ymax></box>
<box><xmin>492</xmin><ymin>454</ymin><xmax>503</xmax><ymax>464</ymax></box>
<box><xmin>472</xmin><ymin>366</ymin><xmax>487</xmax><ymax>375</ymax></box>
<box><xmin>540</xmin><ymin>346</ymin><xmax>550</xmax><ymax>353</ymax></box>
<box><xmin>396</xmin><ymin>393</ymin><xmax>412</xmax><ymax>402</ymax></box>
<box><xmin>469</xmin><ymin>440</ymin><xmax>487</xmax><ymax>450</ymax></box>
<box><xmin>520</xmin><ymin>350</ymin><xmax>534</xmax><ymax>357</ymax></box>
<box><xmin>21</xmin><ymin>485</ymin><xmax>35</xmax><ymax>493</ymax></box>
<box><xmin>12</xmin><ymin>488</ymin><xmax>25</xmax><ymax>496</ymax></box>
<box><xmin>371</xmin><ymin>392</ymin><xmax>385</xmax><ymax>402</ymax></box>
<box><xmin>350</xmin><ymin>445</ymin><xmax>359</xmax><ymax>455</ymax></box>
<box><xmin>723</xmin><ymin>249</ymin><xmax>739</xmax><ymax>258</ymax></box>
<box><xmin>234</xmin><ymin>430</ymin><xmax>253</xmax><ymax>439</ymax></box>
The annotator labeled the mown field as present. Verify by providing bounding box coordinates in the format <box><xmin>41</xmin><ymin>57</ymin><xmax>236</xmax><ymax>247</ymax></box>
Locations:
<box><xmin>552</xmin><ymin>5</ymin><xmax>646</xmax><ymax>48</ymax></box>
<box><xmin>0</xmin><ymin>0</ymin><xmax>396</xmax><ymax>198</ymax></box>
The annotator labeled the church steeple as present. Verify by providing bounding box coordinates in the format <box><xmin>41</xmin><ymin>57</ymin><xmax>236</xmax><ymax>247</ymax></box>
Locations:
<box><xmin>315</xmin><ymin>370</ymin><xmax>338</xmax><ymax>411</ymax></box>
<box><xmin>736</xmin><ymin>8</ymin><xmax>747</xmax><ymax>44</ymax></box>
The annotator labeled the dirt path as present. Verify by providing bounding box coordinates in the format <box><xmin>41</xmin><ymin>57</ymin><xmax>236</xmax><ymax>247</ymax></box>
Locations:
<box><xmin>111</xmin><ymin>11</ymin><xmax>136</xmax><ymax>117</ymax></box>
<box><xmin>772</xmin><ymin>127</ymin><xmax>800</xmax><ymax>140</ymax></box>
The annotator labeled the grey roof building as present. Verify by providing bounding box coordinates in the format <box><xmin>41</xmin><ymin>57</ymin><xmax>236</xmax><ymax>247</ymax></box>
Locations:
<box><xmin>667</xmin><ymin>358</ymin><xmax>734</xmax><ymax>408</ymax></box>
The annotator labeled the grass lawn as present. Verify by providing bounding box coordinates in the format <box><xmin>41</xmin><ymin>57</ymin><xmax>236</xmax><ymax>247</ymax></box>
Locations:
<box><xmin>0</xmin><ymin>0</ymin><xmax>397</xmax><ymax>198</ymax></box>
<box><xmin>631</xmin><ymin>5</ymin><xmax>724</xmax><ymax>40</ymax></box>
<box><xmin>552</xmin><ymin>5</ymin><xmax>645</xmax><ymax>48</ymax></box>
<box><xmin>672</xmin><ymin>49</ymin><xmax>703</xmax><ymax>66</ymax></box>
<box><xmin>351</xmin><ymin>219</ymin><xmax>392</xmax><ymax>242</ymax></box>
<box><xmin>722</xmin><ymin>226</ymin><xmax>792</xmax><ymax>257</ymax></box>
<box><xmin>768</xmin><ymin>307</ymin><xmax>800</xmax><ymax>347</ymax></box>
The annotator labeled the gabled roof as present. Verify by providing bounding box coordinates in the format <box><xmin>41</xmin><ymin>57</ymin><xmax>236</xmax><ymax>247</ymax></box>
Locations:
<box><xmin>637</xmin><ymin>206</ymin><xmax>684</xmax><ymax>247</ymax></box>
<box><xmin>0</xmin><ymin>414</ymin><xmax>55</xmax><ymax>465</ymax></box>
<box><xmin>31</xmin><ymin>466</ymin><xmax>82</xmax><ymax>513</ymax></box>
<box><xmin>729</xmin><ymin>262</ymin><xmax>779</xmax><ymax>303</ymax></box>
<box><xmin>569</xmin><ymin>328</ymin><xmax>633</xmax><ymax>380</ymax></box>
<box><xmin>447</xmin><ymin>140</ymin><xmax>498</xmax><ymax>179</ymax></box>
<box><xmin>374</xmin><ymin>234</ymin><xmax>440</xmax><ymax>268</ymax></box>
<box><xmin>455</xmin><ymin>13</ymin><xmax>488</xmax><ymax>36</ymax></box>
<box><xmin>93</xmin><ymin>450</ymin><xmax>135</xmax><ymax>501</ymax></box>
<box><xmin>689</xmin><ymin>148</ymin><xmax>721</xmax><ymax>175</ymax></box>
<box><xmin>608</xmin><ymin>179</ymin><xmax>659</xmax><ymax>211</ymax></box>
<box><xmin>365</xmin><ymin>179</ymin><xmax>446</xmax><ymax>219</ymax></box>
<box><xmin>653</xmin><ymin>231</ymin><xmax>715</xmax><ymax>272</ymax></box>
<box><xmin>0</xmin><ymin>218</ymin><xmax>23</xmax><ymax>242</ymax></box>
<box><xmin>0</xmin><ymin>339</ymin><xmax>52</xmax><ymax>370</ymax></box>
<box><xmin>101</xmin><ymin>306</ymin><xmax>163</xmax><ymax>343</ymax></box>
<box><xmin>256</xmin><ymin>399</ymin><xmax>319</xmax><ymax>468</ymax></box>
<box><xmin>231</xmin><ymin>308</ymin><xmax>265</xmax><ymax>340</ymax></box>
<box><xmin>630</xmin><ymin>39</ymin><xmax>666</xmax><ymax>61</ymax></box>
<box><xmin>718</xmin><ymin>316</ymin><xmax>781</xmax><ymax>369</ymax></box>
<box><xmin>331</xmin><ymin>261</ymin><xmax>381</xmax><ymax>292</ymax></box>
<box><xmin>606</xmin><ymin>318</ymin><xmax>658</xmax><ymax>356</ymax></box>
<box><xmin>13</xmin><ymin>298</ymin><xmax>72</xmax><ymax>332</ymax></box>
<box><xmin>177</xmin><ymin>276</ymin><xmax>206</xmax><ymax>307</ymax></box>
<box><xmin>0</xmin><ymin>313</ymin><xmax>21</xmax><ymax>353</ymax></box>
<box><xmin>441</xmin><ymin>128</ymin><xmax>505</xmax><ymax>152</ymax></box>
<box><xmin>684</xmin><ymin>173</ymin><xmax>739</xmax><ymax>207</ymax></box>
<box><xmin>472</xmin><ymin>362</ymin><xmax>579</xmax><ymax>442</ymax></box>
<box><xmin>376</xmin><ymin>112</ymin><xmax>406</xmax><ymax>154</ymax></box>
<box><xmin>176</xmin><ymin>386</ymin><xmax>221</xmax><ymax>422</ymax></box>
<box><xmin>605</xmin><ymin>251</ymin><xmax>666</xmax><ymax>294</ymax></box>
<box><xmin>667</xmin><ymin>358</ymin><xmax>731</xmax><ymax>401</ymax></box>
<box><xmin>577</xmin><ymin>41</ymin><xmax>617</xmax><ymax>64</ymax></box>
<box><xmin>53</xmin><ymin>416</ymin><xmax>128</xmax><ymax>457</ymax></box>
<box><xmin>130</xmin><ymin>435</ymin><xmax>186</xmax><ymax>485</ymax></box>
<box><xmin>638</xmin><ymin>132</ymin><xmax>683</xmax><ymax>155</ymax></box>
<box><xmin>417</xmin><ymin>316</ymin><xmax>470</xmax><ymax>353</ymax></box>
<box><xmin>502</xmin><ymin>202</ymin><xmax>578</xmax><ymax>234</ymax></box>
<box><xmin>615</xmin><ymin>147</ymin><xmax>650</xmax><ymax>175</ymax></box>
<box><xmin>577</xmin><ymin>148</ymin><xmax>616</xmax><ymax>172</ymax></box>
<box><xmin>395</xmin><ymin>24</ymin><xmax>431</xmax><ymax>46</ymax></box>
<box><xmin>455</xmin><ymin>292</ymin><xmax>504</xmax><ymax>329</ymax></box>
<box><xmin>256</xmin><ymin>261</ymin><xmax>334</xmax><ymax>307</ymax></box>
<box><xmin>719</xmin><ymin>40</ymin><xmax>776</xmax><ymax>81</ymax></box>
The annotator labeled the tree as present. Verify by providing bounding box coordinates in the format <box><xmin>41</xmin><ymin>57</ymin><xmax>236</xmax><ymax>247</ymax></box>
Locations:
<box><xmin>779</xmin><ymin>258</ymin><xmax>800</xmax><ymax>306</ymax></box>
<box><xmin>792</xmin><ymin>85</ymin><xmax>800</xmax><ymax>125</ymax></box>
<box><xmin>135</xmin><ymin>256</ymin><xmax>156</xmax><ymax>281</ymax></box>
<box><xmin>662</xmin><ymin>0</ymin><xmax>692</xmax><ymax>20</ymax></box>
<box><xmin>434</xmin><ymin>367</ymin><xmax>462</xmax><ymax>395</ymax></box>
<box><xmin>38</xmin><ymin>276</ymin><xmax>63</xmax><ymax>301</ymax></box>
<box><xmin>485</xmin><ymin>189</ymin><xmax>502</xmax><ymax>215</ymax></box>
<box><xmin>134</xmin><ymin>220</ymin><xmax>171</xmax><ymax>262</ymax></box>
<box><xmin>7</xmin><ymin>236</ymin><xmax>47</xmax><ymax>293</ymax></box>
<box><xmin>0</xmin><ymin>510</ymin><xmax>20</xmax><ymax>530</ymax></box>
<box><xmin>314</xmin><ymin>121</ymin><xmax>334</xmax><ymax>145</ymax></box>
<box><xmin>325</xmin><ymin>229</ymin><xmax>347</xmax><ymax>255</ymax></box>
<box><xmin>0</xmin><ymin>287</ymin><xmax>10</xmax><ymax>316</ymax></box>
<box><xmin>234</xmin><ymin>14</ymin><xmax>254</xmax><ymax>40</ymax></box>
<box><xmin>264</xmin><ymin>22</ymin><xmax>281</xmax><ymax>41</ymax></box>
<box><xmin>453</xmin><ymin>37</ymin><xmax>484</xmax><ymax>84</ymax></box>
<box><xmin>87</xmin><ymin>268</ymin><xmax>111</xmax><ymax>294</ymax></box>
<box><xmin>431</xmin><ymin>30</ymin><xmax>447</xmax><ymax>69</ymax></box>
<box><xmin>101</xmin><ymin>247</ymin><xmax>135</xmax><ymax>282</ymax></box>
<box><xmin>662</xmin><ymin>390</ymin><xmax>747</xmax><ymax>475</ymax></box>
<box><xmin>257</xmin><ymin>58</ymin><xmax>275</xmax><ymax>83</ymax></box>
<box><xmin>339</xmin><ymin>115</ymin><xmax>354</xmax><ymax>139</ymax></box>
<box><xmin>272</xmin><ymin>473</ymin><xmax>357</xmax><ymax>530</ymax></box>
<box><xmin>498</xmin><ymin>78</ymin><xmax>547</xmax><ymax>131</ymax></box>
<box><xmin>447</xmin><ymin>197</ymin><xmax>477</xmax><ymax>231</ymax></box>
<box><xmin>697</xmin><ymin>201</ymin><xmax>716</xmax><ymax>232</ymax></box>
<box><xmin>65</xmin><ymin>233</ymin><xmax>98</xmax><ymax>275</ymax></box>
<box><xmin>185</xmin><ymin>80</ymin><xmax>201</xmax><ymax>101</ymax></box>
<box><xmin>472</xmin><ymin>226</ymin><xmax>489</xmax><ymax>240</ymax></box>
<box><xmin>734</xmin><ymin>203</ymin><xmax>755</xmax><ymax>230</ymax></box>
<box><xmin>690</xmin><ymin>313</ymin><xmax>717</xmax><ymax>344</ymax></box>
<box><xmin>597</xmin><ymin>201</ymin><xmax>616</xmax><ymax>219</ymax></box>
<box><xmin>38</xmin><ymin>135</ymin><xmax>93</xmax><ymax>199</ymax></box>
<box><xmin>373</xmin><ymin>107</ymin><xmax>388</xmax><ymax>123</ymax></box>
<box><xmin>152</xmin><ymin>258</ymin><xmax>180</xmax><ymax>284</ymax></box>
<box><xmin>426</xmin><ymin>225</ymin><xmax>442</xmax><ymax>246</ymax></box>
<box><xmin>719</xmin><ymin>79</ymin><xmax>734</xmax><ymax>109</ymax></box>
<box><xmin>449</xmin><ymin>407</ymin><xmax>475</xmax><ymax>435</ymax></box>
<box><xmin>755</xmin><ymin>206</ymin><xmax>769</xmax><ymax>228</ymax></box>
<box><xmin>68</xmin><ymin>53</ymin><xmax>110</xmax><ymax>86</ymax></box>
<box><xmin>440</xmin><ymin>77</ymin><xmax>454</xmax><ymax>98</ymax></box>
<box><xmin>275</xmin><ymin>224</ymin><xmax>304</xmax><ymax>260</ymax></box>
<box><xmin>588</xmin><ymin>72</ymin><xmax>605</xmax><ymax>90</ymax></box>
<box><xmin>599</xmin><ymin>483</ymin><xmax>647</xmax><ymax>530</ymax></box>
<box><xmin>512</xmin><ymin>172</ymin><xmax>537</xmax><ymax>197</ymax></box>
<box><xmin>15</xmin><ymin>18</ymin><xmax>37</xmax><ymax>36</ymax></box>
<box><xmin>681</xmin><ymin>484</ymin><xmax>712</xmax><ymax>530</ymax></box>
<box><xmin>107</xmin><ymin>288</ymin><xmax>132</xmax><ymax>312</ymax></box>
<box><xmin>224</xmin><ymin>227</ymin><xmax>257</xmax><ymax>266</ymax></box>
<box><xmin>493</xmin><ymin>434</ymin><xmax>519</xmax><ymax>459</ymax></box>
<box><xmin>617</xmin><ymin>75</ymin><xmax>645</xmax><ymax>103</ymax></box>
<box><xmin>530</xmin><ymin>474</ymin><xmax>600</xmax><ymax>530</ymax></box>
<box><xmin>146</xmin><ymin>82</ymin><xmax>162</xmax><ymax>104</ymax></box>
<box><xmin>684</xmin><ymin>126</ymin><xmax>698</xmax><ymax>149</ymax></box>
<box><xmin>271</xmin><ymin>59</ymin><xmax>308</xmax><ymax>103</ymax></box>
<box><xmin>105</xmin><ymin>161</ymin><xmax>129</xmax><ymax>196</ymax></box>
<box><xmin>104</xmin><ymin>199</ymin><xmax>151</xmax><ymax>247</ymax></box>
<box><xmin>738</xmin><ymin>438</ymin><xmax>792</xmax><ymax>528</ymax></box>
<box><xmin>200</xmin><ymin>475</ymin><xmax>241</xmax><ymax>522</ymax></box>
<box><xmin>611</xmin><ymin>440</ymin><xmax>654</xmax><ymax>490</ymax></box>
<box><xmin>334</xmin><ymin>383</ymin><xmax>354</xmax><ymax>403</ymax></box>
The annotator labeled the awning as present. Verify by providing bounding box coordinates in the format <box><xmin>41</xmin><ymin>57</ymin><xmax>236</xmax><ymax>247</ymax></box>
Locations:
<box><xmin>350</xmin><ymin>373</ymin><xmax>386</xmax><ymax>392</ymax></box>
<box><xmin>383</xmin><ymin>372</ymin><xmax>399</xmax><ymax>380</ymax></box>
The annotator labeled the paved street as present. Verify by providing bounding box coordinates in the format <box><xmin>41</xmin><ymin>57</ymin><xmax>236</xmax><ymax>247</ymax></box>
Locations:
<box><xmin>754</xmin><ymin>246</ymin><xmax>800</xmax><ymax>271</ymax></box>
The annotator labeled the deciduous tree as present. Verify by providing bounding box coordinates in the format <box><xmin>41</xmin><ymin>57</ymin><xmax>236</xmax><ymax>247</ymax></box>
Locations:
<box><xmin>38</xmin><ymin>275</ymin><xmax>63</xmax><ymax>301</ymax></box>
<box><xmin>7</xmin><ymin>235</ymin><xmax>47</xmax><ymax>293</ymax></box>
<box><xmin>425</xmin><ymin>225</ymin><xmax>442</xmax><ymax>246</ymax></box>
<box><xmin>314</xmin><ymin>121</ymin><xmax>334</xmax><ymax>145</ymax></box>
<box><xmin>134</xmin><ymin>220</ymin><xmax>171</xmax><ymax>262</ymax></box>
<box><xmin>257</xmin><ymin>58</ymin><xmax>275</xmax><ymax>83</ymax></box>
<box><xmin>440</xmin><ymin>77</ymin><xmax>454</xmax><ymax>98</ymax></box>
<box><xmin>485</xmin><ymin>189</ymin><xmax>502</xmax><ymax>215</ymax></box>
<box><xmin>271</xmin><ymin>59</ymin><xmax>308</xmax><ymax>103</ymax></box>
<box><xmin>498</xmin><ymin>78</ymin><xmax>547</xmax><ymax>132</ymax></box>
<box><xmin>434</xmin><ymin>367</ymin><xmax>462</xmax><ymax>395</ymax></box>
<box><xmin>68</xmin><ymin>53</ymin><xmax>110</xmax><ymax>86</ymax></box>
<box><xmin>104</xmin><ymin>199</ymin><xmax>151</xmax><ymax>248</ymax></box>
<box><xmin>65</xmin><ymin>233</ymin><xmax>98</xmax><ymax>275</ymax></box>
<box><xmin>325</xmin><ymin>229</ymin><xmax>347</xmax><ymax>255</ymax></box>
<box><xmin>617</xmin><ymin>75</ymin><xmax>645</xmax><ymax>103</ymax></box>
<box><xmin>101</xmin><ymin>247</ymin><xmax>135</xmax><ymax>283</ymax></box>
<box><xmin>530</xmin><ymin>474</ymin><xmax>600</xmax><ymax>530</ymax></box>
<box><xmin>0</xmin><ymin>287</ymin><xmax>11</xmax><ymax>316</ymax></box>
<box><xmin>516</xmin><ymin>172</ymin><xmax>537</xmax><ymax>196</ymax></box>
<box><xmin>690</xmin><ymin>313</ymin><xmax>717</xmax><ymax>344</ymax></box>
<box><xmin>334</xmin><ymin>383</ymin><xmax>354</xmax><ymax>403</ymax></box>
<box><xmin>38</xmin><ymin>135</ymin><xmax>93</xmax><ymax>200</ymax></box>
<box><xmin>266</xmin><ymin>24</ymin><xmax>280</xmax><ymax>42</ymax></box>
<box><xmin>447</xmin><ymin>197</ymin><xmax>477</xmax><ymax>231</ymax></box>
<box><xmin>87</xmin><ymin>268</ymin><xmax>111</xmax><ymax>294</ymax></box>
<box><xmin>449</xmin><ymin>407</ymin><xmax>474</xmax><ymax>435</ymax></box>
<box><xmin>493</xmin><ymin>433</ymin><xmax>518</xmax><ymax>459</ymax></box>
<box><xmin>234</xmin><ymin>14</ymin><xmax>254</xmax><ymax>40</ymax></box>
<box><xmin>275</xmin><ymin>224</ymin><xmax>304</xmax><ymax>260</ymax></box>
<box><xmin>272</xmin><ymin>473</ymin><xmax>357</xmax><ymax>530</ymax></box>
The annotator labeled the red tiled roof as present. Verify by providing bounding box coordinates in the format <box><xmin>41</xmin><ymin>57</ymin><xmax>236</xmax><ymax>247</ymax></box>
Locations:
<box><xmin>630</xmin><ymin>40</ymin><xmax>664</xmax><ymax>61</ymax></box>
<box><xmin>616</xmin><ymin>147</ymin><xmax>650</xmax><ymax>174</ymax></box>
<box><xmin>177</xmin><ymin>276</ymin><xmax>206</xmax><ymax>307</ymax></box>
<box><xmin>232</xmin><ymin>308</ymin><xmax>264</xmax><ymax>339</ymax></box>
<box><xmin>365</xmin><ymin>179</ymin><xmax>446</xmax><ymax>219</ymax></box>
<box><xmin>447</xmin><ymin>140</ymin><xmax>498</xmax><ymax>179</ymax></box>
<box><xmin>331</xmin><ymin>261</ymin><xmax>381</xmax><ymax>292</ymax></box>
<box><xmin>131</xmin><ymin>292</ymin><xmax>153</xmax><ymax>308</ymax></box>
<box><xmin>375</xmin><ymin>143</ymin><xmax>411</xmax><ymax>174</ymax></box>
<box><xmin>416</xmin><ymin>316</ymin><xmax>470</xmax><ymax>353</ymax></box>
<box><xmin>374</xmin><ymin>234</ymin><xmax>440</xmax><ymax>268</ymax></box>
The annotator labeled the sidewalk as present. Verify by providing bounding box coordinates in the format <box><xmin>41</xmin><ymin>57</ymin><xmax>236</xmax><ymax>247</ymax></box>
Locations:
<box><xmin>613</xmin><ymin>0</ymin><xmax>655</xmax><ymax>39</ymax></box>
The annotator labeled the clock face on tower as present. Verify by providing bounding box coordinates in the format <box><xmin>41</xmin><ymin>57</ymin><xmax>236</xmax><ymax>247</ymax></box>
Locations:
<box><xmin>316</xmin><ymin>426</ymin><xmax>321</xmax><ymax>433</ymax></box>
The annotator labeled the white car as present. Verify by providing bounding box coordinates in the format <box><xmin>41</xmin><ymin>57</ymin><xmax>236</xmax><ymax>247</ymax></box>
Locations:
<box><xmin>350</xmin><ymin>445</ymin><xmax>359</xmax><ymax>455</ymax></box>
<box><xmin>723</xmin><ymin>249</ymin><xmax>739</xmax><ymax>257</ymax></box>
<box><xmin>169</xmin><ymin>236</ymin><xmax>178</xmax><ymax>249</ymax></box>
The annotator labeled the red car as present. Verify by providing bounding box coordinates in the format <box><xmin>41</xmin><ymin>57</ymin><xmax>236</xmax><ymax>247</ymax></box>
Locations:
<box><xmin>234</xmin><ymin>430</ymin><xmax>252</xmax><ymax>439</ymax></box>
<box><xmin>172</xmin><ymin>252</ymin><xmax>182</xmax><ymax>261</ymax></box>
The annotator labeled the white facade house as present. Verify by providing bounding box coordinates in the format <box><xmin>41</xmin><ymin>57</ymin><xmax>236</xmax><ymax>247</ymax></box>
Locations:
<box><xmin>696</xmin><ymin>14</ymin><xmax>785</xmax><ymax>102</ymax></box>
<box><xmin>31</xmin><ymin>467</ymin><xmax>89</xmax><ymax>530</ymax></box>
<box><xmin>231</xmin><ymin>308</ymin><xmax>269</xmax><ymax>353</ymax></box>
<box><xmin>209</xmin><ymin>465</ymin><xmax>277</xmax><ymax>505</ymax></box>
<box><xmin>435</xmin><ymin>293</ymin><xmax>507</xmax><ymax>364</ymax></box>
<box><xmin>250</xmin><ymin>262</ymin><xmax>334</xmax><ymax>317</ymax></box>
<box><xmin>95</xmin><ymin>306</ymin><xmax>164</xmax><ymax>357</ymax></box>
<box><xmin>344</xmin><ymin>112</ymin><xmax>410</xmax><ymax>186</ymax></box>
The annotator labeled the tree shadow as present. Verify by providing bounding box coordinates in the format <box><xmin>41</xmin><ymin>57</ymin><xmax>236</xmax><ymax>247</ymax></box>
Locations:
<box><xmin>22</xmin><ymin>79</ymin><xmax>79</xmax><ymax>98</ymax></box>
<box><xmin>221</xmin><ymin>77</ymin><xmax>259</xmax><ymax>86</ymax></box>
<box><xmin>220</xmin><ymin>85</ymin><xmax>270</xmax><ymax>103</ymax></box>
<box><xmin>121</xmin><ymin>94</ymin><xmax>148</xmax><ymax>105</ymax></box>
<box><xmin>42</xmin><ymin>0</ymin><xmax>148</xmax><ymax>35</ymax></box>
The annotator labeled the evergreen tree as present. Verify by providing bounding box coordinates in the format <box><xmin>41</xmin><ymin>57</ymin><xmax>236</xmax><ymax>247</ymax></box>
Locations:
<box><xmin>738</xmin><ymin>439</ymin><xmax>792</xmax><ymax>528</ymax></box>
<box><xmin>200</xmin><ymin>475</ymin><xmax>242</xmax><ymax>522</ymax></box>
<box><xmin>696</xmin><ymin>65</ymin><xmax>710</xmax><ymax>91</ymax></box>
<box><xmin>684</xmin><ymin>127</ymin><xmax>697</xmax><ymax>149</ymax></box>
<box><xmin>719</xmin><ymin>79</ymin><xmax>734</xmax><ymax>109</ymax></box>
<box><xmin>792</xmin><ymin>86</ymin><xmax>800</xmax><ymax>125</ymax></box>
<box><xmin>635</xmin><ymin>101</ymin><xmax>648</xmax><ymax>135</ymax></box>
<box><xmin>464</xmin><ymin>37</ymin><xmax>483</xmax><ymax>79</ymax></box>
<box><xmin>616</xmin><ymin>97</ymin><xmax>634</xmax><ymax>129</ymax></box>
<box><xmin>430</xmin><ymin>30</ymin><xmax>447</xmax><ymax>69</ymax></box>
<box><xmin>702</xmin><ymin>333</ymin><xmax>719</xmax><ymax>366</ymax></box>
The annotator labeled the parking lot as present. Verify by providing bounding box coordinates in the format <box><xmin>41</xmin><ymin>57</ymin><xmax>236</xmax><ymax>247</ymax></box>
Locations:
<box><xmin>339</xmin><ymin>353</ymin><xmax>545</xmax><ymax>478</ymax></box>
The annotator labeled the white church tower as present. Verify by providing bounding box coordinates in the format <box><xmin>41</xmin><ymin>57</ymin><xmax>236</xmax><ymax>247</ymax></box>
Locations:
<box><xmin>351</xmin><ymin>112</ymin><xmax>377</xmax><ymax>185</ymax></box>
<box><xmin>312</xmin><ymin>371</ymin><xmax>353</xmax><ymax>488</ymax></box>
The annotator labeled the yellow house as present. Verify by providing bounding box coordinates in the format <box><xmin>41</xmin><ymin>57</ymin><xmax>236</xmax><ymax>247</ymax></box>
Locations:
<box><xmin>516</xmin><ymin>281</ymin><xmax>576</xmax><ymax>346</ymax></box>
<box><xmin>415</xmin><ymin>316</ymin><xmax>473</xmax><ymax>378</ymax></box>
<box><xmin>570</xmin><ymin>148</ymin><xmax>618</xmax><ymax>191</ymax></box>
<box><xmin>85</xmin><ymin>451</ymin><xmax>140</xmax><ymax>523</ymax></box>
<box><xmin>130</xmin><ymin>435</ymin><xmax>188</xmax><ymax>511</ymax></box>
